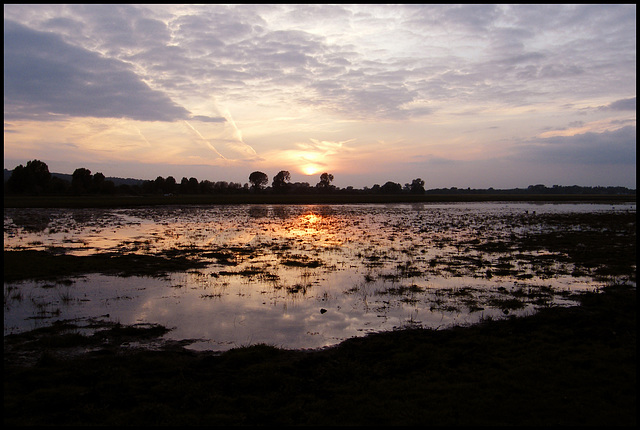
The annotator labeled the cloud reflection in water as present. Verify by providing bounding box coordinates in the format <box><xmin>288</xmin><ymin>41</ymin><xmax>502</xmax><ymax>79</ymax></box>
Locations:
<box><xmin>5</xmin><ymin>202</ymin><xmax>630</xmax><ymax>351</ymax></box>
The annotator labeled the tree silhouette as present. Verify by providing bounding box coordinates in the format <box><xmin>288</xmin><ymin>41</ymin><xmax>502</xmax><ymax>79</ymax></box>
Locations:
<box><xmin>165</xmin><ymin>176</ymin><xmax>177</xmax><ymax>194</ymax></box>
<box><xmin>6</xmin><ymin>159</ymin><xmax>51</xmax><ymax>194</ymax></box>
<box><xmin>72</xmin><ymin>168</ymin><xmax>93</xmax><ymax>194</ymax></box>
<box><xmin>179</xmin><ymin>177</ymin><xmax>199</xmax><ymax>194</ymax></box>
<box><xmin>154</xmin><ymin>176</ymin><xmax>166</xmax><ymax>194</ymax></box>
<box><xmin>249</xmin><ymin>171</ymin><xmax>268</xmax><ymax>191</ymax></box>
<box><xmin>272</xmin><ymin>170</ymin><xmax>291</xmax><ymax>192</ymax></box>
<box><xmin>381</xmin><ymin>181</ymin><xmax>402</xmax><ymax>193</ymax></box>
<box><xmin>410</xmin><ymin>178</ymin><xmax>425</xmax><ymax>194</ymax></box>
<box><xmin>317</xmin><ymin>172</ymin><xmax>334</xmax><ymax>189</ymax></box>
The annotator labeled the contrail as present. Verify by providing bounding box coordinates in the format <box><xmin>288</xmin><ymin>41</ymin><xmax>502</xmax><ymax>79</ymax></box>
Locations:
<box><xmin>135</xmin><ymin>126</ymin><xmax>152</xmax><ymax>147</ymax></box>
<box><xmin>220</xmin><ymin>107</ymin><xmax>259</xmax><ymax>158</ymax></box>
<box><xmin>183</xmin><ymin>120</ymin><xmax>227</xmax><ymax>160</ymax></box>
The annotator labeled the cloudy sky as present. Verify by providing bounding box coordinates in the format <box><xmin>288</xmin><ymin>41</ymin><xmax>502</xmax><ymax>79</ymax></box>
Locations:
<box><xmin>4</xmin><ymin>4</ymin><xmax>636</xmax><ymax>189</ymax></box>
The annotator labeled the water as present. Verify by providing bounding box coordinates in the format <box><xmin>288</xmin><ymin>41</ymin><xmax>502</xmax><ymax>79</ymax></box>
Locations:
<box><xmin>4</xmin><ymin>201</ymin><xmax>635</xmax><ymax>351</ymax></box>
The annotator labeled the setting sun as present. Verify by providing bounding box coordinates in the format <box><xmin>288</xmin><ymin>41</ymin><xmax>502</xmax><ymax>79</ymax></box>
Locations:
<box><xmin>301</xmin><ymin>164</ymin><xmax>322</xmax><ymax>176</ymax></box>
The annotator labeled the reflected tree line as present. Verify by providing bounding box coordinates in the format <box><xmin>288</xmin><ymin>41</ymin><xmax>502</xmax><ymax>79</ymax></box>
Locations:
<box><xmin>4</xmin><ymin>159</ymin><xmax>635</xmax><ymax>196</ymax></box>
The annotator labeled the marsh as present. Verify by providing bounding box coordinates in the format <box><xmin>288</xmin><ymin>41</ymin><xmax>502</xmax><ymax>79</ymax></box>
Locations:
<box><xmin>4</xmin><ymin>201</ymin><xmax>635</xmax><ymax>351</ymax></box>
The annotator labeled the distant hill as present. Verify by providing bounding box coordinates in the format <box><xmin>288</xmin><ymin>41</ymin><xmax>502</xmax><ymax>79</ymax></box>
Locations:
<box><xmin>4</xmin><ymin>168</ymin><xmax>144</xmax><ymax>187</ymax></box>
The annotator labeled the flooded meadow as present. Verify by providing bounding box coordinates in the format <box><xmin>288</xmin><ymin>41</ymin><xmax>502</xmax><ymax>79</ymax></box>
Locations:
<box><xmin>4</xmin><ymin>202</ymin><xmax>636</xmax><ymax>351</ymax></box>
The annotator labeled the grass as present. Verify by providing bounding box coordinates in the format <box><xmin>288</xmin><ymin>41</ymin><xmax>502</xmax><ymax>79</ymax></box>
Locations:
<box><xmin>4</xmin><ymin>284</ymin><xmax>635</xmax><ymax>426</ymax></box>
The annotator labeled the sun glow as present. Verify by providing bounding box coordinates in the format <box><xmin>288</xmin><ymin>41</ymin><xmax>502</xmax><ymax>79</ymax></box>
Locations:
<box><xmin>286</xmin><ymin>212</ymin><xmax>342</xmax><ymax>246</ymax></box>
<box><xmin>301</xmin><ymin>164</ymin><xmax>322</xmax><ymax>175</ymax></box>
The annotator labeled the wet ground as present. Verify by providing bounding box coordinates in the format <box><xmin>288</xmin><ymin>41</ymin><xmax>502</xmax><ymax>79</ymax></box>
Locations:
<box><xmin>4</xmin><ymin>202</ymin><xmax>636</xmax><ymax>351</ymax></box>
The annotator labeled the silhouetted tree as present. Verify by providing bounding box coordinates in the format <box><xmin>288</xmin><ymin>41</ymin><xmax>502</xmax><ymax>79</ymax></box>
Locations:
<box><xmin>188</xmin><ymin>177</ymin><xmax>199</xmax><ymax>193</ymax></box>
<box><xmin>93</xmin><ymin>172</ymin><xmax>105</xmax><ymax>192</ymax></box>
<box><xmin>272</xmin><ymin>170</ymin><xmax>291</xmax><ymax>193</ymax></box>
<box><xmin>72</xmin><ymin>168</ymin><xmax>93</xmax><ymax>194</ymax></box>
<box><xmin>410</xmin><ymin>178</ymin><xmax>425</xmax><ymax>194</ymax></box>
<box><xmin>165</xmin><ymin>176</ymin><xmax>177</xmax><ymax>194</ymax></box>
<box><xmin>6</xmin><ymin>159</ymin><xmax>52</xmax><ymax>194</ymax></box>
<box><xmin>249</xmin><ymin>171</ymin><xmax>268</xmax><ymax>191</ymax></box>
<box><xmin>381</xmin><ymin>181</ymin><xmax>402</xmax><ymax>193</ymax></box>
<box><xmin>178</xmin><ymin>176</ymin><xmax>199</xmax><ymax>194</ymax></box>
<box><xmin>316</xmin><ymin>172</ymin><xmax>334</xmax><ymax>190</ymax></box>
<box><xmin>27</xmin><ymin>159</ymin><xmax>52</xmax><ymax>193</ymax></box>
<box><xmin>7</xmin><ymin>165</ymin><xmax>28</xmax><ymax>194</ymax></box>
<box><xmin>90</xmin><ymin>172</ymin><xmax>114</xmax><ymax>194</ymax></box>
<box><xmin>154</xmin><ymin>176</ymin><xmax>166</xmax><ymax>194</ymax></box>
<box><xmin>179</xmin><ymin>177</ymin><xmax>189</xmax><ymax>193</ymax></box>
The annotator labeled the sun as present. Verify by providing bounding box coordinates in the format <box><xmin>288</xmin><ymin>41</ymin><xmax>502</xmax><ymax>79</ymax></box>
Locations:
<box><xmin>301</xmin><ymin>164</ymin><xmax>322</xmax><ymax>176</ymax></box>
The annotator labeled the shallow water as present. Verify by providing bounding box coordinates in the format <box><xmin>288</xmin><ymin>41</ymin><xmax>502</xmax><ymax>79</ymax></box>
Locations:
<box><xmin>4</xmin><ymin>201</ymin><xmax>635</xmax><ymax>351</ymax></box>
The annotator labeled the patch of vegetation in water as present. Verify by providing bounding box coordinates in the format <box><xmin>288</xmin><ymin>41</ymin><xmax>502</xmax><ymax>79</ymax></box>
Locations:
<box><xmin>3</xmin><ymin>249</ymin><xmax>210</xmax><ymax>282</ymax></box>
<box><xmin>458</xmin><ymin>211</ymin><xmax>636</xmax><ymax>283</ymax></box>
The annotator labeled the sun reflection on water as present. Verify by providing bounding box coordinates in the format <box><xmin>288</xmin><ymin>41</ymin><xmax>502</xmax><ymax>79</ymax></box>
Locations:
<box><xmin>284</xmin><ymin>211</ymin><xmax>344</xmax><ymax>247</ymax></box>
<box><xmin>4</xmin><ymin>202</ymin><xmax>634</xmax><ymax>351</ymax></box>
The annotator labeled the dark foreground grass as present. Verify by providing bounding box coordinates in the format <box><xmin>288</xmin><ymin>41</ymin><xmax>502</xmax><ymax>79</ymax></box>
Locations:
<box><xmin>4</xmin><ymin>284</ymin><xmax>635</xmax><ymax>426</ymax></box>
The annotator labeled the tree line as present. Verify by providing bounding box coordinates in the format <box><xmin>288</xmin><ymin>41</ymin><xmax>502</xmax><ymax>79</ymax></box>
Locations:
<box><xmin>4</xmin><ymin>160</ymin><xmax>427</xmax><ymax>197</ymax></box>
<box><xmin>4</xmin><ymin>159</ymin><xmax>634</xmax><ymax>197</ymax></box>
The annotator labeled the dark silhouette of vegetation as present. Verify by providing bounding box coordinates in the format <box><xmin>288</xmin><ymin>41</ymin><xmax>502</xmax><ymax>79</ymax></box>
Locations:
<box><xmin>71</xmin><ymin>168</ymin><xmax>93</xmax><ymax>194</ymax></box>
<box><xmin>4</xmin><ymin>160</ymin><xmax>636</xmax><ymax>199</ymax></box>
<box><xmin>316</xmin><ymin>172</ymin><xmax>334</xmax><ymax>191</ymax></box>
<box><xmin>380</xmin><ymin>181</ymin><xmax>402</xmax><ymax>193</ymax></box>
<box><xmin>249</xmin><ymin>171</ymin><xmax>268</xmax><ymax>191</ymax></box>
<box><xmin>272</xmin><ymin>170</ymin><xmax>291</xmax><ymax>193</ymax></box>
<box><xmin>69</xmin><ymin>168</ymin><xmax>115</xmax><ymax>195</ymax></box>
<box><xmin>409</xmin><ymin>178</ymin><xmax>425</xmax><ymax>194</ymax></box>
<box><xmin>6</xmin><ymin>159</ymin><xmax>52</xmax><ymax>194</ymax></box>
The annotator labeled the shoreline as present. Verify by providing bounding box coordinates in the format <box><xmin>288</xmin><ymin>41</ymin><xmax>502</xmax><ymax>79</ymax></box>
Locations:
<box><xmin>4</xmin><ymin>193</ymin><xmax>636</xmax><ymax>208</ymax></box>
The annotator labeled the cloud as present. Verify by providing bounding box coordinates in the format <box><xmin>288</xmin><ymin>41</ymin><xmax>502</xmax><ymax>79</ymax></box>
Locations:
<box><xmin>2</xmin><ymin>5</ymin><xmax>636</xmax><ymax>188</ymax></box>
<box><xmin>512</xmin><ymin>126</ymin><xmax>636</xmax><ymax>165</ymax></box>
<box><xmin>190</xmin><ymin>115</ymin><xmax>227</xmax><ymax>123</ymax></box>
<box><xmin>601</xmin><ymin>97</ymin><xmax>636</xmax><ymax>112</ymax></box>
<box><xmin>3</xmin><ymin>19</ymin><xmax>191</xmax><ymax>122</ymax></box>
<box><xmin>7</xmin><ymin>5</ymin><xmax>633</xmax><ymax>123</ymax></box>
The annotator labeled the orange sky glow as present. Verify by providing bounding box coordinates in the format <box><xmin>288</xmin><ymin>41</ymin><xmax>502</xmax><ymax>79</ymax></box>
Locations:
<box><xmin>4</xmin><ymin>4</ymin><xmax>636</xmax><ymax>189</ymax></box>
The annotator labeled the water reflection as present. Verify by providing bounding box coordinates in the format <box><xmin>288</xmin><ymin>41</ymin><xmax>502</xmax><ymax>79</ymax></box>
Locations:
<box><xmin>4</xmin><ymin>202</ymin><xmax>635</xmax><ymax>351</ymax></box>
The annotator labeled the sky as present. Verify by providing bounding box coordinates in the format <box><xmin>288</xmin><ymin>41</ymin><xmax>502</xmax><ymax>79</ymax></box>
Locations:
<box><xmin>3</xmin><ymin>4</ymin><xmax>636</xmax><ymax>189</ymax></box>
